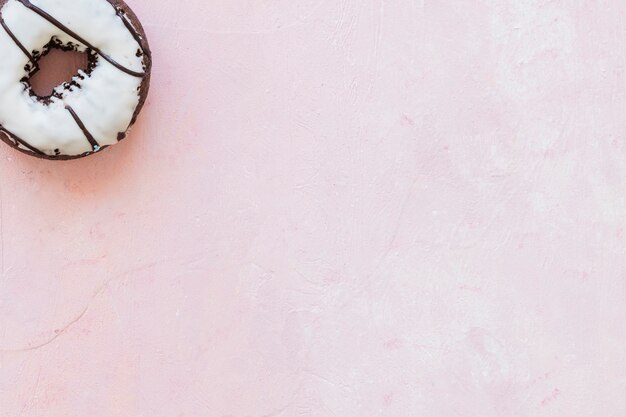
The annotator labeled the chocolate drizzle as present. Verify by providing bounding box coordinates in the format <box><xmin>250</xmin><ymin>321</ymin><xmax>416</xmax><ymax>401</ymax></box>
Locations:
<box><xmin>65</xmin><ymin>105</ymin><xmax>100</xmax><ymax>151</ymax></box>
<box><xmin>0</xmin><ymin>15</ymin><xmax>34</xmax><ymax>63</ymax></box>
<box><xmin>0</xmin><ymin>125</ymin><xmax>45</xmax><ymax>155</ymax></box>
<box><xmin>116</xmin><ymin>8</ymin><xmax>143</xmax><ymax>53</ymax></box>
<box><xmin>17</xmin><ymin>0</ymin><xmax>145</xmax><ymax>77</ymax></box>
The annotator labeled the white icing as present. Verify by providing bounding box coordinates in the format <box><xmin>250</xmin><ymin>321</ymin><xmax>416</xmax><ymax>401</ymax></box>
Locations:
<box><xmin>0</xmin><ymin>0</ymin><xmax>147</xmax><ymax>157</ymax></box>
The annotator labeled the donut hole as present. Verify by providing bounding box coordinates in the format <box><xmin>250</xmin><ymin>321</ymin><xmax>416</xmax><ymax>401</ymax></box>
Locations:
<box><xmin>27</xmin><ymin>41</ymin><xmax>94</xmax><ymax>98</ymax></box>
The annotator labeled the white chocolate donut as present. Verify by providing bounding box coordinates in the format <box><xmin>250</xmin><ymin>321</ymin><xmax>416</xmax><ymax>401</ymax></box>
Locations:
<box><xmin>0</xmin><ymin>0</ymin><xmax>151</xmax><ymax>159</ymax></box>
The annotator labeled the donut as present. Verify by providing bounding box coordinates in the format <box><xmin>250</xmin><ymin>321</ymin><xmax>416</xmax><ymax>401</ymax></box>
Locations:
<box><xmin>0</xmin><ymin>0</ymin><xmax>151</xmax><ymax>160</ymax></box>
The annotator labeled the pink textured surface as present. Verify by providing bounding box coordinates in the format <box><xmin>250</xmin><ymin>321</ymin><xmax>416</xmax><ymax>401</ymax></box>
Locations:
<box><xmin>2</xmin><ymin>0</ymin><xmax>626</xmax><ymax>415</ymax></box>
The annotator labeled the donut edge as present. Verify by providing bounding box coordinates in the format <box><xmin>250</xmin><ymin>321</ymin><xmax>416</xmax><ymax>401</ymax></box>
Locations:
<box><xmin>0</xmin><ymin>0</ymin><xmax>153</xmax><ymax>161</ymax></box>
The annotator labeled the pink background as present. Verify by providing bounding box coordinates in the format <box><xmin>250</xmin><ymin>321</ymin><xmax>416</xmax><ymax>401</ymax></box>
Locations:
<box><xmin>2</xmin><ymin>0</ymin><xmax>626</xmax><ymax>415</ymax></box>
